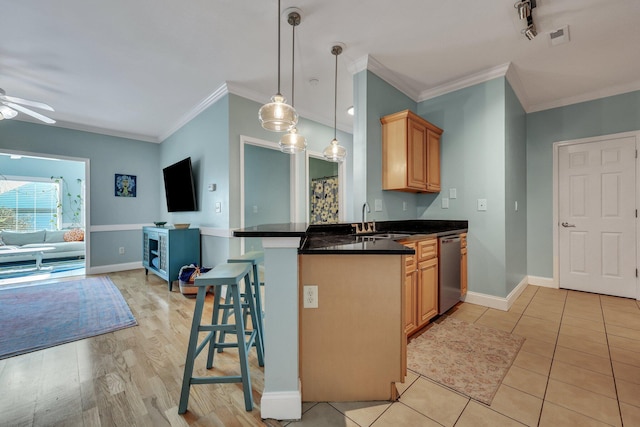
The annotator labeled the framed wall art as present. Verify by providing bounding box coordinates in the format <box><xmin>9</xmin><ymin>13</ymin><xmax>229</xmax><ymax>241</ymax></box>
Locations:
<box><xmin>115</xmin><ymin>174</ymin><xmax>136</xmax><ymax>197</ymax></box>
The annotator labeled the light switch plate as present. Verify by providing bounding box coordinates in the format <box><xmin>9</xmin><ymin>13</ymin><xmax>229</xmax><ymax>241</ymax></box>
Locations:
<box><xmin>442</xmin><ymin>198</ymin><xmax>449</xmax><ymax>209</ymax></box>
<box><xmin>215</xmin><ymin>202</ymin><xmax>222</xmax><ymax>213</ymax></box>
<box><xmin>449</xmin><ymin>188</ymin><xmax>457</xmax><ymax>199</ymax></box>
<box><xmin>477</xmin><ymin>199</ymin><xmax>487</xmax><ymax>211</ymax></box>
<box><xmin>374</xmin><ymin>199</ymin><xmax>383</xmax><ymax>212</ymax></box>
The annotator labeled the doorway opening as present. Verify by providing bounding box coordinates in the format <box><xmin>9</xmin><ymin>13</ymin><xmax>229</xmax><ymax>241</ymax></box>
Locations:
<box><xmin>0</xmin><ymin>150</ymin><xmax>89</xmax><ymax>285</ymax></box>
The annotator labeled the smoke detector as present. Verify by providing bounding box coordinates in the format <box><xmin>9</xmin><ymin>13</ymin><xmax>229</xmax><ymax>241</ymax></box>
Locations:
<box><xmin>550</xmin><ymin>25</ymin><xmax>570</xmax><ymax>46</ymax></box>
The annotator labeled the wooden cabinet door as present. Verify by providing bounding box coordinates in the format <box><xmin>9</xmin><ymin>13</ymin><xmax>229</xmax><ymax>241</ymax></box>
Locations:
<box><xmin>461</xmin><ymin>247</ymin><xmax>468</xmax><ymax>297</ymax></box>
<box><xmin>407</xmin><ymin>120</ymin><xmax>427</xmax><ymax>190</ymax></box>
<box><xmin>404</xmin><ymin>269</ymin><xmax>418</xmax><ymax>334</ymax></box>
<box><xmin>417</xmin><ymin>257</ymin><xmax>438</xmax><ymax>327</ymax></box>
<box><xmin>426</xmin><ymin>129</ymin><xmax>441</xmax><ymax>192</ymax></box>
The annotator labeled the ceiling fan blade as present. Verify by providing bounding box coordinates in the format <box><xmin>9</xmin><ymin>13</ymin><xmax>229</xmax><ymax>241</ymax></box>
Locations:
<box><xmin>5</xmin><ymin>102</ymin><xmax>56</xmax><ymax>124</ymax></box>
<box><xmin>0</xmin><ymin>95</ymin><xmax>54</xmax><ymax>111</ymax></box>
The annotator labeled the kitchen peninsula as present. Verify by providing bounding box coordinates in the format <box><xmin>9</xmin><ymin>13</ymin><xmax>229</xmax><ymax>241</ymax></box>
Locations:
<box><xmin>234</xmin><ymin>220</ymin><xmax>467</xmax><ymax>419</ymax></box>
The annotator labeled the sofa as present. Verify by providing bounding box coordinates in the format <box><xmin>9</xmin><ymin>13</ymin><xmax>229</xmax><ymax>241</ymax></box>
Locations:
<box><xmin>0</xmin><ymin>229</ymin><xmax>85</xmax><ymax>265</ymax></box>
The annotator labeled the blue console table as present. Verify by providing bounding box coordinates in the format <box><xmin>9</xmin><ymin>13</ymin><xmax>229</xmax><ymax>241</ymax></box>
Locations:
<box><xmin>142</xmin><ymin>226</ymin><xmax>200</xmax><ymax>291</ymax></box>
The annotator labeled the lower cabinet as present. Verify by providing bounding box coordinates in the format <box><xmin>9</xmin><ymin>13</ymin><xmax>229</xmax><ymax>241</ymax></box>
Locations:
<box><xmin>401</xmin><ymin>237</ymin><xmax>438</xmax><ymax>336</ymax></box>
<box><xmin>460</xmin><ymin>233</ymin><xmax>468</xmax><ymax>297</ymax></box>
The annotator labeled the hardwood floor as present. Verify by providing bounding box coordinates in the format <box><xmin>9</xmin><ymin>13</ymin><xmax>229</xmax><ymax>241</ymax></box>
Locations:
<box><xmin>0</xmin><ymin>269</ymin><xmax>275</xmax><ymax>427</ymax></box>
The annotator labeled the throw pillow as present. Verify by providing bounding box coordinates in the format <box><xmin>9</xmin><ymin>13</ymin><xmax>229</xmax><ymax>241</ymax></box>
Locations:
<box><xmin>63</xmin><ymin>228</ymin><xmax>85</xmax><ymax>242</ymax></box>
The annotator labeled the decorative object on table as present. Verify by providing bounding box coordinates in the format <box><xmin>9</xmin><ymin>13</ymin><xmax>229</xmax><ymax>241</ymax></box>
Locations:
<box><xmin>0</xmin><ymin>276</ymin><xmax>137</xmax><ymax>360</ymax></box>
<box><xmin>406</xmin><ymin>317</ymin><xmax>525</xmax><ymax>405</ymax></box>
<box><xmin>310</xmin><ymin>176</ymin><xmax>339</xmax><ymax>224</ymax></box>
<box><xmin>114</xmin><ymin>173</ymin><xmax>136</xmax><ymax>197</ymax></box>
<box><xmin>173</xmin><ymin>223</ymin><xmax>190</xmax><ymax>229</ymax></box>
<box><xmin>178</xmin><ymin>264</ymin><xmax>212</xmax><ymax>297</ymax></box>
<box><xmin>153</xmin><ymin>221</ymin><xmax>167</xmax><ymax>227</ymax></box>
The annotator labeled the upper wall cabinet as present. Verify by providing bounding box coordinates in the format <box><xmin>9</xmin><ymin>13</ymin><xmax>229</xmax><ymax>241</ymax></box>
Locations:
<box><xmin>381</xmin><ymin>110</ymin><xmax>443</xmax><ymax>193</ymax></box>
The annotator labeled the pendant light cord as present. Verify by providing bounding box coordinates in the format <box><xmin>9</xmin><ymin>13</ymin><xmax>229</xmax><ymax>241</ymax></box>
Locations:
<box><xmin>333</xmin><ymin>49</ymin><xmax>338</xmax><ymax>140</ymax></box>
<box><xmin>291</xmin><ymin>15</ymin><xmax>295</xmax><ymax>107</ymax></box>
<box><xmin>277</xmin><ymin>0</ymin><xmax>281</xmax><ymax>95</ymax></box>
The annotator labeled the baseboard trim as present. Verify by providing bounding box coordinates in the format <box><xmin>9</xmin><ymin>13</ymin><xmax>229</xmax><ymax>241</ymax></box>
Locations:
<box><xmin>528</xmin><ymin>275</ymin><xmax>557</xmax><ymax>288</ymax></box>
<box><xmin>88</xmin><ymin>262</ymin><xmax>141</xmax><ymax>275</ymax></box>
<box><xmin>260</xmin><ymin>387</ymin><xmax>302</xmax><ymax>421</ymax></box>
<box><xmin>463</xmin><ymin>276</ymin><xmax>529</xmax><ymax>311</ymax></box>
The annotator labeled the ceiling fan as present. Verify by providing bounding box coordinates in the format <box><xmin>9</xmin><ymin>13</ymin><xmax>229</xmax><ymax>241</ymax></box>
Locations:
<box><xmin>0</xmin><ymin>88</ymin><xmax>56</xmax><ymax>124</ymax></box>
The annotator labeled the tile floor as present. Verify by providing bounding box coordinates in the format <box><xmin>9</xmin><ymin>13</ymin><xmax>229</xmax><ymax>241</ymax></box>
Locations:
<box><xmin>283</xmin><ymin>285</ymin><xmax>640</xmax><ymax>427</ymax></box>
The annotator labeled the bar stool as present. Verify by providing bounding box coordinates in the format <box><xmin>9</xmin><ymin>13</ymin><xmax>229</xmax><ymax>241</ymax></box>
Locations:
<box><xmin>219</xmin><ymin>251</ymin><xmax>265</xmax><ymax>356</ymax></box>
<box><xmin>178</xmin><ymin>262</ymin><xmax>264</xmax><ymax>414</ymax></box>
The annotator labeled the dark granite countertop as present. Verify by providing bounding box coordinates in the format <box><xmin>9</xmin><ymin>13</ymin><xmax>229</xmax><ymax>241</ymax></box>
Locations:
<box><xmin>299</xmin><ymin>220</ymin><xmax>467</xmax><ymax>255</ymax></box>
<box><xmin>233</xmin><ymin>220</ymin><xmax>468</xmax><ymax>255</ymax></box>
<box><xmin>233</xmin><ymin>222</ymin><xmax>308</xmax><ymax>238</ymax></box>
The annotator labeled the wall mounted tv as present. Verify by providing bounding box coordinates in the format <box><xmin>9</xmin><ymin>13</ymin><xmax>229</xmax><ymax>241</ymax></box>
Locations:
<box><xmin>163</xmin><ymin>157</ymin><xmax>198</xmax><ymax>212</ymax></box>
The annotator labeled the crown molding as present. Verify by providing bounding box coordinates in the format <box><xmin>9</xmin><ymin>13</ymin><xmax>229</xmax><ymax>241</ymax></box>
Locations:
<box><xmin>418</xmin><ymin>63</ymin><xmax>511</xmax><ymax>102</ymax></box>
<box><xmin>365</xmin><ymin>55</ymin><xmax>422</xmax><ymax>101</ymax></box>
<box><xmin>37</xmin><ymin>119</ymin><xmax>160</xmax><ymax>143</ymax></box>
<box><xmin>505</xmin><ymin>63</ymin><xmax>530</xmax><ymax>112</ymax></box>
<box><xmin>158</xmin><ymin>83</ymin><xmax>231</xmax><ymax>142</ymax></box>
<box><xmin>526</xmin><ymin>79</ymin><xmax>640</xmax><ymax>113</ymax></box>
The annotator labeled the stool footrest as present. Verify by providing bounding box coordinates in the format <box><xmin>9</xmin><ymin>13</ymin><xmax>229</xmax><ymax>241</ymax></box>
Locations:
<box><xmin>191</xmin><ymin>375</ymin><xmax>243</xmax><ymax>385</ymax></box>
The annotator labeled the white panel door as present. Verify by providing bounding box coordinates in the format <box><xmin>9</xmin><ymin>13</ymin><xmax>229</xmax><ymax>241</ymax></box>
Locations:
<box><xmin>558</xmin><ymin>136</ymin><xmax>636</xmax><ymax>298</ymax></box>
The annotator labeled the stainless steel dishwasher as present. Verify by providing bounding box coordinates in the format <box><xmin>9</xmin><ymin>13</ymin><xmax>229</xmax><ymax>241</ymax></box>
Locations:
<box><xmin>438</xmin><ymin>235</ymin><xmax>462</xmax><ymax>314</ymax></box>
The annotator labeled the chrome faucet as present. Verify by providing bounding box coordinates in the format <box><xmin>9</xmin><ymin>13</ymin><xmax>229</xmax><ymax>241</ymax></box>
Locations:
<box><xmin>362</xmin><ymin>202</ymin><xmax>370</xmax><ymax>231</ymax></box>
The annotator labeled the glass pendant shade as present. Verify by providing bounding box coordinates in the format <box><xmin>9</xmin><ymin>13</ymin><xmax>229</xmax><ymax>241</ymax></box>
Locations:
<box><xmin>323</xmin><ymin>138</ymin><xmax>347</xmax><ymax>163</ymax></box>
<box><xmin>259</xmin><ymin>94</ymin><xmax>298</xmax><ymax>132</ymax></box>
<box><xmin>280</xmin><ymin>127</ymin><xmax>307</xmax><ymax>153</ymax></box>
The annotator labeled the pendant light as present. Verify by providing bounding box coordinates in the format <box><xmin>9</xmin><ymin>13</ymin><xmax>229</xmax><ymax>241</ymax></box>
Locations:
<box><xmin>323</xmin><ymin>44</ymin><xmax>347</xmax><ymax>163</ymax></box>
<box><xmin>259</xmin><ymin>0</ymin><xmax>298</xmax><ymax>132</ymax></box>
<box><xmin>279</xmin><ymin>9</ymin><xmax>307</xmax><ymax>153</ymax></box>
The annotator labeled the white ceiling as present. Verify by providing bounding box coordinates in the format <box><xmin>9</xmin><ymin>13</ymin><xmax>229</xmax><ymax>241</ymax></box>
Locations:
<box><xmin>2</xmin><ymin>0</ymin><xmax>639</xmax><ymax>143</ymax></box>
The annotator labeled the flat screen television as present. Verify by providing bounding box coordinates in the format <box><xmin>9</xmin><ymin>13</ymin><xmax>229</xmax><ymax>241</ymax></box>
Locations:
<box><xmin>162</xmin><ymin>157</ymin><xmax>198</xmax><ymax>212</ymax></box>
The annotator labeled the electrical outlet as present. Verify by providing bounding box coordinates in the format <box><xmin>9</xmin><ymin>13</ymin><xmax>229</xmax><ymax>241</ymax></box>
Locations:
<box><xmin>118</xmin><ymin>247</ymin><xmax>125</xmax><ymax>255</ymax></box>
<box><xmin>303</xmin><ymin>285</ymin><xmax>318</xmax><ymax>308</ymax></box>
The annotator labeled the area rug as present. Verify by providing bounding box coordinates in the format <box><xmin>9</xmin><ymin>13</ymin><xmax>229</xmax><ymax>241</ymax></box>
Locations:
<box><xmin>0</xmin><ymin>276</ymin><xmax>137</xmax><ymax>359</ymax></box>
<box><xmin>407</xmin><ymin>317</ymin><xmax>525</xmax><ymax>405</ymax></box>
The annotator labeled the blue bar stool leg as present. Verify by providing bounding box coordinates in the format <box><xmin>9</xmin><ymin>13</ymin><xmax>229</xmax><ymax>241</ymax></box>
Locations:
<box><xmin>217</xmin><ymin>285</ymin><xmax>231</xmax><ymax>353</ymax></box>
<box><xmin>178</xmin><ymin>286</ymin><xmax>207</xmax><ymax>414</ymax></box>
<box><xmin>206</xmin><ymin>285</ymin><xmax>223</xmax><ymax>369</ymax></box>
<box><xmin>251</xmin><ymin>263</ymin><xmax>265</xmax><ymax>356</ymax></box>
<box><xmin>242</xmin><ymin>273</ymin><xmax>264</xmax><ymax>367</ymax></box>
<box><xmin>232</xmin><ymin>280</ymin><xmax>254</xmax><ymax>411</ymax></box>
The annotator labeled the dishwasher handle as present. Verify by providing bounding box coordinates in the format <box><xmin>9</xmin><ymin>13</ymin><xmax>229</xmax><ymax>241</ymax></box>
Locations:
<box><xmin>440</xmin><ymin>236</ymin><xmax>461</xmax><ymax>244</ymax></box>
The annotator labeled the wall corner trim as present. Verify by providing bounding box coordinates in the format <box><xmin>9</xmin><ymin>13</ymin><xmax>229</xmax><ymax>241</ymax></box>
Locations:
<box><xmin>88</xmin><ymin>261</ymin><xmax>141</xmax><ymax>275</ymax></box>
<box><xmin>527</xmin><ymin>275</ymin><xmax>557</xmax><ymax>289</ymax></box>
<box><xmin>260</xmin><ymin>387</ymin><xmax>302</xmax><ymax>421</ymax></box>
<box><xmin>462</xmin><ymin>275</ymin><xmax>529</xmax><ymax>311</ymax></box>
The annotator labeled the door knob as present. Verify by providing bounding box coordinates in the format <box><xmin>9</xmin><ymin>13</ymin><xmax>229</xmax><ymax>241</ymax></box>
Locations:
<box><xmin>561</xmin><ymin>222</ymin><xmax>576</xmax><ymax>228</ymax></box>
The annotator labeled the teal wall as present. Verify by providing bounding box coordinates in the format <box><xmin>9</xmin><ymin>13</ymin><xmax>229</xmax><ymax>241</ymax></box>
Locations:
<box><xmin>0</xmin><ymin>120</ymin><xmax>160</xmax><ymax>267</ymax></box>
<box><xmin>360</xmin><ymin>71</ymin><xmax>418</xmax><ymax>220</ymax></box>
<box><xmin>504</xmin><ymin>81</ymin><xmax>527</xmax><ymax>292</ymax></box>
<box><xmin>160</xmin><ymin>94</ymin><xmax>231</xmax><ymax>268</ymax></box>
<box><xmin>0</xmin><ymin>155</ymin><xmax>85</xmax><ymax>228</ymax></box>
<box><xmin>526</xmin><ymin>90</ymin><xmax>640</xmax><ymax>277</ymax></box>
<box><xmin>418</xmin><ymin>78</ymin><xmax>508</xmax><ymax>297</ymax></box>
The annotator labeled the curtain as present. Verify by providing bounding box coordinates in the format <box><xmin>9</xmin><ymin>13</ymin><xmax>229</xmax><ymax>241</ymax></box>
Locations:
<box><xmin>310</xmin><ymin>176</ymin><xmax>339</xmax><ymax>224</ymax></box>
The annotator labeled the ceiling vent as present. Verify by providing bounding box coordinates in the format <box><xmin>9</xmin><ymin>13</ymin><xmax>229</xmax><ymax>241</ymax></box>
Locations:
<box><xmin>550</xmin><ymin>25</ymin><xmax>570</xmax><ymax>46</ymax></box>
